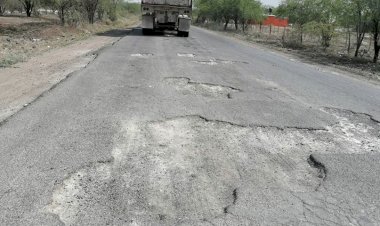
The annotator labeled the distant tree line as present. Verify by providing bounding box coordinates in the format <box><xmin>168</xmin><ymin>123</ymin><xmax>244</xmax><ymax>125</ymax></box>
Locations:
<box><xmin>194</xmin><ymin>0</ymin><xmax>264</xmax><ymax>32</ymax></box>
<box><xmin>194</xmin><ymin>0</ymin><xmax>380</xmax><ymax>63</ymax></box>
<box><xmin>0</xmin><ymin>0</ymin><xmax>140</xmax><ymax>26</ymax></box>
<box><xmin>276</xmin><ymin>0</ymin><xmax>380</xmax><ymax>63</ymax></box>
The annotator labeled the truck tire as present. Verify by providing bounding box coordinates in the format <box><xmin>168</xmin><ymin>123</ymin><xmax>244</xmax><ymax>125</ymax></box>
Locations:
<box><xmin>142</xmin><ymin>28</ymin><xmax>152</xmax><ymax>35</ymax></box>
<box><xmin>178</xmin><ymin>31</ymin><xmax>189</xmax><ymax>37</ymax></box>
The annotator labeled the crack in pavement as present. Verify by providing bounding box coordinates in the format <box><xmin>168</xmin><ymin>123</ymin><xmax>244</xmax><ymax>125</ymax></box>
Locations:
<box><xmin>223</xmin><ymin>188</ymin><xmax>238</xmax><ymax>214</ymax></box>
<box><xmin>44</xmin><ymin>106</ymin><xmax>379</xmax><ymax>224</ymax></box>
<box><xmin>307</xmin><ymin>155</ymin><xmax>327</xmax><ymax>191</ymax></box>
<box><xmin>322</xmin><ymin>107</ymin><xmax>380</xmax><ymax>124</ymax></box>
<box><xmin>160</xmin><ymin>114</ymin><xmax>327</xmax><ymax>131</ymax></box>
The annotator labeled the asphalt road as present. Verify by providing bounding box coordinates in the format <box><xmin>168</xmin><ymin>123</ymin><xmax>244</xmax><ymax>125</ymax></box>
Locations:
<box><xmin>1</xmin><ymin>27</ymin><xmax>380</xmax><ymax>225</ymax></box>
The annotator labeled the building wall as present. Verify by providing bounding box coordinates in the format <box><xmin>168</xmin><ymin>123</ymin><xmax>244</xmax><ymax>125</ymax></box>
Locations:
<box><xmin>249</xmin><ymin>15</ymin><xmax>289</xmax><ymax>27</ymax></box>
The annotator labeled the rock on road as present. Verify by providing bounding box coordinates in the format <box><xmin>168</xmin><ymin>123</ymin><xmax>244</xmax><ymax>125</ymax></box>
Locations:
<box><xmin>1</xmin><ymin>27</ymin><xmax>380</xmax><ymax>225</ymax></box>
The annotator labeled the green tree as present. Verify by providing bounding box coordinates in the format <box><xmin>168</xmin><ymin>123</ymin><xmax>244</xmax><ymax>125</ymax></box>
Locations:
<box><xmin>308</xmin><ymin>0</ymin><xmax>342</xmax><ymax>48</ymax></box>
<box><xmin>367</xmin><ymin>0</ymin><xmax>380</xmax><ymax>62</ymax></box>
<box><xmin>337</xmin><ymin>0</ymin><xmax>356</xmax><ymax>54</ymax></box>
<box><xmin>195</xmin><ymin>0</ymin><xmax>219</xmax><ymax>23</ymax></box>
<box><xmin>4</xmin><ymin>0</ymin><xmax>22</xmax><ymax>13</ymax></box>
<box><xmin>82</xmin><ymin>0</ymin><xmax>99</xmax><ymax>24</ymax></box>
<box><xmin>277</xmin><ymin>0</ymin><xmax>315</xmax><ymax>44</ymax></box>
<box><xmin>219</xmin><ymin>0</ymin><xmax>240</xmax><ymax>30</ymax></box>
<box><xmin>278</xmin><ymin>0</ymin><xmax>342</xmax><ymax>48</ymax></box>
<box><xmin>239</xmin><ymin>0</ymin><xmax>263</xmax><ymax>32</ymax></box>
<box><xmin>349</xmin><ymin>0</ymin><xmax>371</xmax><ymax>57</ymax></box>
<box><xmin>54</xmin><ymin>0</ymin><xmax>77</xmax><ymax>25</ymax></box>
<box><xmin>0</xmin><ymin>0</ymin><xmax>6</xmax><ymax>15</ymax></box>
<box><xmin>18</xmin><ymin>0</ymin><xmax>38</xmax><ymax>17</ymax></box>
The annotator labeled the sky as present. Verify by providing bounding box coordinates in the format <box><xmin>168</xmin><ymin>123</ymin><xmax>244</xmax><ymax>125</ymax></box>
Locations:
<box><xmin>127</xmin><ymin>0</ymin><xmax>282</xmax><ymax>6</ymax></box>
<box><xmin>260</xmin><ymin>0</ymin><xmax>281</xmax><ymax>6</ymax></box>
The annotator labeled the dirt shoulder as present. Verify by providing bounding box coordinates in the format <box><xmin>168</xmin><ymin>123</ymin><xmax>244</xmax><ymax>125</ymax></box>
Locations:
<box><xmin>195</xmin><ymin>25</ymin><xmax>380</xmax><ymax>85</ymax></box>
<box><xmin>0</xmin><ymin>17</ymin><xmax>138</xmax><ymax>122</ymax></box>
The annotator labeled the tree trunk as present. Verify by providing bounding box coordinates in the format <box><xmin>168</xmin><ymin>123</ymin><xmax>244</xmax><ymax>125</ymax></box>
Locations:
<box><xmin>88</xmin><ymin>13</ymin><xmax>94</xmax><ymax>24</ymax></box>
<box><xmin>84</xmin><ymin>0</ymin><xmax>99</xmax><ymax>24</ymax></box>
<box><xmin>224</xmin><ymin>18</ymin><xmax>229</xmax><ymax>30</ymax></box>
<box><xmin>24</xmin><ymin>0</ymin><xmax>34</xmax><ymax>17</ymax></box>
<box><xmin>374</xmin><ymin>42</ymin><xmax>380</xmax><ymax>63</ymax></box>
<box><xmin>20</xmin><ymin>0</ymin><xmax>34</xmax><ymax>17</ymax></box>
<box><xmin>347</xmin><ymin>27</ymin><xmax>351</xmax><ymax>54</ymax></box>
<box><xmin>373</xmin><ymin>20</ymin><xmax>379</xmax><ymax>63</ymax></box>
<box><xmin>234</xmin><ymin>17</ymin><xmax>238</xmax><ymax>30</ymax></box>
<box><xmin>355</xmin><ymin>24</ymin><xmax>365</xmax><ymax>57</ymax></box>
<box><xmin>60</xmin><ymin>7</ymin><xmax>65</xmax><ymax>25</ymax></box>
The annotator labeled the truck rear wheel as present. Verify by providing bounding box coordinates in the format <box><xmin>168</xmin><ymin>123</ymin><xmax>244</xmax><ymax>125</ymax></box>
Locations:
<box><xmin>142</xmin><ymin>28</ymin><xmax>152</xmax><ymax>35</ymax></box>
<box><xmin>178</xmin><ymin>31</ymin><xmax>189</xmax><ymax>37</ymax></box>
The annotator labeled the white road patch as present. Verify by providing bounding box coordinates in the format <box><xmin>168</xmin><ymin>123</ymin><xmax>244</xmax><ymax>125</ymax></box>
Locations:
<box><xmin>322</xmin><ymin>108</ymin><xmax>380</xmax><ymax>151</ymax></box>
<box><xmin>46</xmin><ymin>109</ymin><xmax>379</xmax><ymax>224</ymax></box>
<box><xmin>192</xmin><ymin>58</ymin><xmax>248</xmax><ymax>65</ymax></box>
<box><xmin>130</xmin><ymin>53</ymin><xmax>154</xmax><ymax>57</ymax></box>
<box><xmin>192</xmin><ymin>59</ymin><xmax>218</xmax><ymax>65</ymax></box>
<box><xmin>177</xmin><ymin>53</ymin><xmax>195</xmax><ymax>57</ymax></box>
<box><xmin>218</xmin><ymin>60</ymin><xmax>234</xmax><ymax>64</ymax></box>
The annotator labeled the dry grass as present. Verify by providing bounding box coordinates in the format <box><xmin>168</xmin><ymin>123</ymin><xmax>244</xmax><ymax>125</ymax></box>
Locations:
<box><xmin>0</xmin><ymin>14</ymin><xmax>139</xmax><ymax>67</ymax></box>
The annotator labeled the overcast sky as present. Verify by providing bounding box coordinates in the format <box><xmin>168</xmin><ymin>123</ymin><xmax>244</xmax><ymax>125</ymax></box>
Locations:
<box><xmin>128</xmin><ymin>0</ymin><xmax>282</xmax><ymax>6</ymax></box>
<box><xmin>260</xmin><ymin>0</ymin><xmax>281</xmax><ymax>6</ymax></box>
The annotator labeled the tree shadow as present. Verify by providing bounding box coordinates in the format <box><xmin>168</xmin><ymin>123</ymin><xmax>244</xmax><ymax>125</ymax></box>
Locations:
<box><xmin>96</xmin><ymin>28</ymin><xmax>136</xmax><ymax>37</ymax></box>
<box><xmin>125</xmin><ymin>27</ymin><xmax>182</xmax><ymax>38</ymax></box>
<box><xmin>96</xmin><ymin>27</ymin><xmax>185</xmax><ymax>38</ymax></box>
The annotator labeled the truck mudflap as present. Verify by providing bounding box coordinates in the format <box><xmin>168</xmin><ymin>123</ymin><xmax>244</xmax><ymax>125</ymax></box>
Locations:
<box><xmin>142</xmin><ymin>14</ymin><xmax>154</xmax><ymax>29</ymax></box>
<box><xmin>178</xmin><ymin>15</ymin><xmax>191</xmax><ymax>32</ymax></box>
<box><xmin>177</xmin><ymin>15</ymin><xmax>191</xmax><ymax>37</ymax></box>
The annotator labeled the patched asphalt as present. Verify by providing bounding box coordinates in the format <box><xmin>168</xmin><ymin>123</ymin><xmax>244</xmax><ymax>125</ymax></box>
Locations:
<box><xmin>0</xmin><ymin>27</ymin><xmax>379</xmax><ymax>225</ymax></box>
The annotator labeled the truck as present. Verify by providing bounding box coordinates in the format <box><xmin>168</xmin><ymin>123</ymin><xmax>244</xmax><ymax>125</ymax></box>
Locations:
<box><xmin>141</xmin><ymin>0</ymin><xmax>192</xmax><ymax>37</ymax></box>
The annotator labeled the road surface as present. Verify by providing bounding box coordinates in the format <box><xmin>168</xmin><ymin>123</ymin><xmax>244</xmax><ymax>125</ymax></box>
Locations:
<box><xmin>1</xmin><ymin>27</ymin><xmax>380</xmax><ymax>225</ymax></box>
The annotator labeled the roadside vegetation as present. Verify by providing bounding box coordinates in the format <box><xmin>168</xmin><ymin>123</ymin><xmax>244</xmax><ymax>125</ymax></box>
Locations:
<box><xmin>0</xmin><ymin>0</ymin><xmax>140</xmax><ymax>67</ymax></box>
<box><xmin>194</xmin><ymin>0</ymin><xmax>380</xmax><ymax>79</ymax></box>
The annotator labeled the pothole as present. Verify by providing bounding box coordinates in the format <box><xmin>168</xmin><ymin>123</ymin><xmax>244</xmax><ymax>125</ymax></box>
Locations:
<box><xmin>177</xmin><ymin>53</ymin><xmax>195</xmax><ymax>58</ymax></box>
<box><xmin>164</xmin><ymin>77</ymin><xmax>241</xmax><ymax>99</ymax></box>
<box><xmin>46</xmin><ymin>109</ymin><xmax>379</xmax><ymax>225</ymax></box>
<box><xmin>130</xmin><ymin>53</ymin><xmax>154</xmax><ymax>57</ymax></box>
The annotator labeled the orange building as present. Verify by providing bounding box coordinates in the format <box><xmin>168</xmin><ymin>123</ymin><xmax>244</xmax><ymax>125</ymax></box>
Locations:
<box><xmin>249</xmin><ymin>15</ymin><xmax>289</xmax><ymax>27</ymax></box>
<box><xmin>262</xmin><ymin>15</ymin><xmax>289</xmax><ymax>27</ymax></box>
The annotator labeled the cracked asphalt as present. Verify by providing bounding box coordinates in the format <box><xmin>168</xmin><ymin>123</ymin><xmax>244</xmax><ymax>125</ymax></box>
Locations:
<box><xmin>1</xmin><ymin>27</ymin><xmax>380</xmax><ymax>225</ymax></box>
